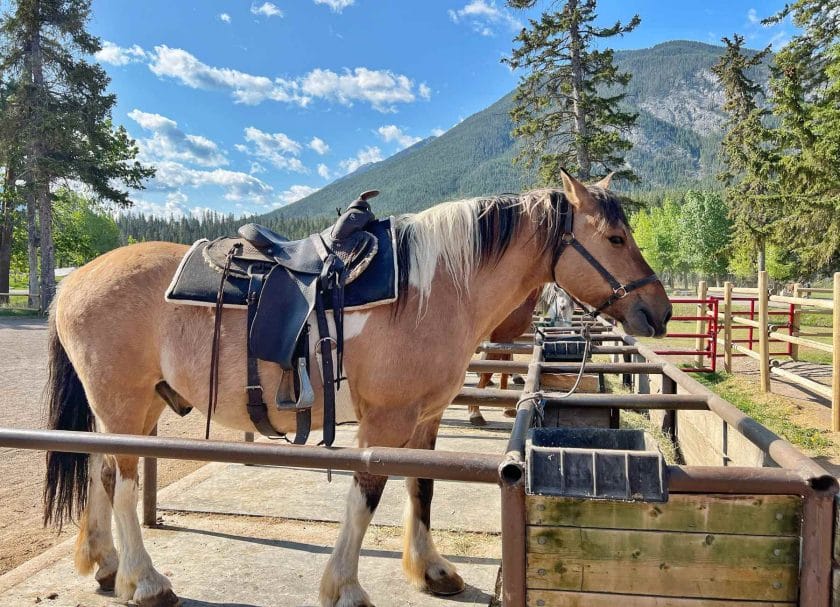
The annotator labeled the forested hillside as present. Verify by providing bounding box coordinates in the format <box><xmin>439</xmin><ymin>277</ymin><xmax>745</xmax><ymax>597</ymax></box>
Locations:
<box><xmin>254</xmin><ymin>40</ymin><xmax>762</xmax><ymax>221</ymax></box>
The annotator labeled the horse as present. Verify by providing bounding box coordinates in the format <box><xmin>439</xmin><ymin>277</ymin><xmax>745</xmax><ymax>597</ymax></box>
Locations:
<box><xmin>467</xmin><ymin>287</ymin><xmax>541</xmax><ymax>426</ymax></box>
<box><xmin>42</xmin><ymin>170</ymin><xmax>671</xmax><ymax>607</ymax></box>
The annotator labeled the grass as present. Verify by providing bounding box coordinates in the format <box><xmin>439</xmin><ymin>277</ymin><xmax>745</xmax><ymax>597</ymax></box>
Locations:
<box><xmin>694</xmin><ymin>371</ymin><xmax>834</xmax><ymax>455</ymax></box>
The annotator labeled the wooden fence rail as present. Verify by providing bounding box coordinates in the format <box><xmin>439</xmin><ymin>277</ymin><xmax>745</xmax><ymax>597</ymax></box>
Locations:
<box><xmin>715</xmin><ymin>272</ymin><xmax>839</xmax><ymax>431</ymax></box>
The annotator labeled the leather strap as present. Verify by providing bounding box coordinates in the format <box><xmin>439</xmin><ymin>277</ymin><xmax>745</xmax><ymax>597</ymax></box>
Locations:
<box><xmin>551</xmin><ymin>193</ymin><xmax>661</xmax><ymax>317</ymax></box>
<box><xmin>314</xmin><ymin>286</ymin><xmax>337</xmax><ymax>447</ymax></box>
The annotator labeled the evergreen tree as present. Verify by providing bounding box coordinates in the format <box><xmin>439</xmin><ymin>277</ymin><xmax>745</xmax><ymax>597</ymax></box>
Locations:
<box><xmin>764</xmin><ymin>0</ymin><xmax>839</xmax><ymax>271</ymax></box>
<box><xmin>504</xmin><ymin>0</ymin><xmax>639</xmax><ymax>183</ymax></box>
<box><xmin>0</xmin><ymin>0</ymin><xmax>154</xmax><ymax>310</ymax></box>
<box><xmin>711</xmin><ymin>34</ymin><xmax>776</xmax><ymax>272</ymax></box>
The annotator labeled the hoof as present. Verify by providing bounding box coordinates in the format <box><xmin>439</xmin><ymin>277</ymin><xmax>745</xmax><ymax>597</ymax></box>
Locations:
<box><xmin>503</xmin><ymin>408</ymin><xmax>517</xmax><ymax>418</ymax></box>
<box><xmin>469</xmin><ymin>413</ymin><xmax>487</xmax><ymax>427</ymax></box>
<box><xmin>138</xmin><ymin>588</ymin><xmax>181</xmax><ymax>607</ymax></box>
<box><xmin>425</xmin><ymin>570</ymin><xmax>465</xmax><ymax>596</ymax></box>
<box><xmin>96</xmin><ymin>570</ymin><xmax>116</xmax><ymax>592</ymax></box>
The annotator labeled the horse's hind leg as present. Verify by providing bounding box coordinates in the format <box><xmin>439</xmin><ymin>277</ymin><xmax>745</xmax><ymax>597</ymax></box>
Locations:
<box><xmin>74</xmin><ymin>452</ymin><xmax>119</xmax><ymax>591</ymax></box>
<box><xmin>401</xmin><ymin>417</ymin><xmax>464</xmax><ymax>595</ymax></box>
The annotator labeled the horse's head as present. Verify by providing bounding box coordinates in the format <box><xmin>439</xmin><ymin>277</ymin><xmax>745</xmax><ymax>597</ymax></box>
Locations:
<box><xmin>548</xmin><ymin>170</ymin><xmax>672</xmax><ymax>337</ymax></box>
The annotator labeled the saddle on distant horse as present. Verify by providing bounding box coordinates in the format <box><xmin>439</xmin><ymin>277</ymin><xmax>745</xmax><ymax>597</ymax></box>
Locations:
<box><xmin>165</xmin><ymin>190</ymin><xmax>398</xmax><ymax>445</ymax></box>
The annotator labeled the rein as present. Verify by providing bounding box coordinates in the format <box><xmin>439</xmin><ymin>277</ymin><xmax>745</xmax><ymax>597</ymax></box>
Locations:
<box><xmin>550</xmin><ymin>193</ymin><xmax>660</xmax><ymax>318</ymax></box>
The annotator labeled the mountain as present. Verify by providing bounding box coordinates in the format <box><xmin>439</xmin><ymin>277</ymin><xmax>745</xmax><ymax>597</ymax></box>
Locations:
<box><xmin>263</xmin><ymin>41</ymin><xmax>766</xmax><ymax>220</ymax></box>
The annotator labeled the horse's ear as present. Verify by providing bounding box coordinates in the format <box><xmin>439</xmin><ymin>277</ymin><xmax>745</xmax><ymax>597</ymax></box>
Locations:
<box><xmin>559</xmin><ymin>168</ymin><xmax>590</xmax><ymax>208</ymax></box>
<box><xmin>594</xmin><ymin>172</ymin><xmax>615</xmax><ymax>189</ymax></box>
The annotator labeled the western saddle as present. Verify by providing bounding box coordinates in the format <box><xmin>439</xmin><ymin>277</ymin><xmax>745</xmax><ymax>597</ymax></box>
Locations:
<box><xmin>205</xmin><ymin>190</ymin><xmax>382</xmax><ymax>446</ymax></box>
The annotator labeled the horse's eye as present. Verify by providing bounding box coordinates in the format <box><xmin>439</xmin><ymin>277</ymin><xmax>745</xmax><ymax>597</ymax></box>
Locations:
<box><xmin>608</xmin><ymin>235</ymin><xmax>625</xmax><ymax>246</ymax></box>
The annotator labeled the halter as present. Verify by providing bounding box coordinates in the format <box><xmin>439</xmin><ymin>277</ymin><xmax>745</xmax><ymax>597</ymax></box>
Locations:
<box><xmin>551</xmin><ymin>192</ymin><xmax>661</xmax><ymax>317</ymax></box>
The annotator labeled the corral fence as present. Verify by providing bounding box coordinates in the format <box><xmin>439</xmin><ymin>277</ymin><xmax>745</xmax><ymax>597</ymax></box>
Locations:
<box><xmin>0</xmin><ymin>292</ymin><xmax>40</xmax><ymax>312</ymax></box>
<box><xmin>707</xmin><ymin>271</ymin><xmax>839</xmax><ymax>431</ymax></box>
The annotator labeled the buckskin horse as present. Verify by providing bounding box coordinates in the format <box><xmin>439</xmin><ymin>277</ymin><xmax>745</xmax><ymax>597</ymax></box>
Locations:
<box><xmin>43</xmin><ymin>171</ymin><xmax>671</xmax><ymax>607</ymax></box>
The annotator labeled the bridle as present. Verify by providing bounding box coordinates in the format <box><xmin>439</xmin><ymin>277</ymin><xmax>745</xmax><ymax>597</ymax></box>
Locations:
<box><xmin>550</xmin><ymin>192</ymin><xmax>660</xmax><ymax>318</ymax></box>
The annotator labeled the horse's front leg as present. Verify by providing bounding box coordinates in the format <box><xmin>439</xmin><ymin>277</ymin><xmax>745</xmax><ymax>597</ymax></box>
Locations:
<box><xmin>402</xmin><ymin>418</ymin><xmax>465</xmax><ymax>595</ymax></box>
<box><xmin>320</xmin><ymin>403</ymin><xmax>419</xmax><ymax>607</ymax></box>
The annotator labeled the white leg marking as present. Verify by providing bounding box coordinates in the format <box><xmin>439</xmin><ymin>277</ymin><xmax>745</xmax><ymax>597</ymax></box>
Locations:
<box><xmin>320</xmin><ymin>480</ymin><xmax>375</xmax><ymax>607</ymax></box>
<box><xmin>112</xmin><ymin>467</ymin><xmax>172</xmax><ymax>603</ymax></box>
<box><xmin>78</xmin><ymin>454</ymin><xmax>119</xmax><ymax>580</ymax></box>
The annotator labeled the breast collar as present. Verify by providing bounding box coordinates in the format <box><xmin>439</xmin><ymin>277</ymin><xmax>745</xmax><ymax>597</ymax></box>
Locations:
<box><xmin>551</xmin><ymin>193</ymin><xmax>661</xmax><ymax>318</ymax></box>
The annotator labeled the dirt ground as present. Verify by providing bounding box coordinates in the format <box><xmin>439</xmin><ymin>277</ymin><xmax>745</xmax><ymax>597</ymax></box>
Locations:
<box><xmin>0</xmin><ymin>316</ymin><xmax>239</xmax><ymax>576</ymax></box>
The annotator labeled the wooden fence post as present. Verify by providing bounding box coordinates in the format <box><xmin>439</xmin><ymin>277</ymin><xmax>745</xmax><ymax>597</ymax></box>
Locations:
<box><xmin>696</xmin><ymin>280</ymin><xmax>708</xmax><ymax>368</ymax></box>
<box><xmin>723</xmin><ymin>281</ymin><xmax>733</xmax><ymax>373</ymax></box>
<box><xmin>832</xmin><ymin>272</ymin><xmax>839</xmax><ymax>432</ymax></box>
<box><xmin>791</xmin><ymin>283</ymin><xmax>801</xmax><ymax>361</ymax></box>
<box><xmin>758</xmin><ymin>271</ymin><xmax>770</xmax><ymax>393</ymax></box>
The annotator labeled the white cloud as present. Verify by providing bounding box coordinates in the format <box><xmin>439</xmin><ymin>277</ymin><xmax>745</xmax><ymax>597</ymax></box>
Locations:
<box><xmin>251</xmin><ymin>2</ymin><xmax>283</xmax><ymax>18</ymax></box>
<box><xmin>128</xmin><ymin>109</ymin><xmax>227</xmax><ymax>167</ymax></box>
<box><xmin>95</xmin><ymin>41</ymin><xmax>148</xmax><ymax>66</ymax></box>
<box><xmin>448</xmin><ymin>0</ymin><xmax>522</xmax><ymax>36</ymax></box>
<box><xmin>147</xmin><ymin>46</ymin><xmax>425</xmax><ymax>111</ymax></box>
<box><xmin>250</xmin><ymin>162</ymin><xmax>266</xmax><ymax>174</ymax></box>
<box><xmin>276</xmin><ymin>184</ymin><xmax>319</xmax><ymax>207</ymax></box>
<box><xmin>747</xmin><ymin>8</ymin><xmax>760</xmax><ymax>24</ymax></box>
<box><xmin>146</xmin><ymin>160</ymin><xmax>275</xmax><ymax>204</ymax></box>
<box><xmin>339</xmin><ymin>146</ymin><xmax>383</xmax><ymax>175</ymax></box>
<box><xmin>219</xmin><ymin>13</ymin><xmax>232</xmax><ymax>23</ymax></box>
<box><xmin>317</xmin><ymin>163</ymin><xmax>331</xmax><ymax>179</ymax></box>
<box><xmin>418</xmin><ymin>83</ymin><xmax>432</xmax><ymax>100</ymax></box>
<box><xmin>431</xmin><ymin>127</ymin><xmax>445</xmax><ymax>137</ymax></box>
<box><xmin>309</xmin><ymin>137</ymin><xmax>330</xmax><ymax>155</ymax></box>
<box><xmin>314</xmin><ymin>0</ymin><xmax>355</xmax><ymax>12</ymax></box>
<box><xmin>237</xmin><ymin>127</ymin><xmax>306</xmax><ymax>172</ymax></box>
<box><xmin>377</xmin><ymin>125</ymin><xmax>421</xmax><ymax>149</ymax></box>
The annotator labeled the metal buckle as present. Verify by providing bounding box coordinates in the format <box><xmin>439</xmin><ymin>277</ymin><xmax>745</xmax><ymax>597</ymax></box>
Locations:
<box><xmin>614</xmin><ymin>286</ymin><xmax>628</xmax><ymax>299</ymax></box>
<box><xmin>561</xmin><ymin>232</ymin><xmax>575</xmax><ymax>244</ymax></box>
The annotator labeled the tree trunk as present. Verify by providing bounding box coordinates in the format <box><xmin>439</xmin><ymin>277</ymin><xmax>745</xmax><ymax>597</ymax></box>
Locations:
<box><xmin>0</xmin><ymin>167</ymin><xmax>14</xmax><ymax>306</ymax></box>
<box><xmin>567</xmin><ymin>0</ymin><xmax>591</xmax><ymax>181</ymax></box>
<box><xmin>26</xmin><ymin>190</ymin><xmax>38</xmax><ymax>309</ymax></box>
<box><xmin>757</xmin><ymin>237</ymin><xmax>766</xmax><ymax>273</ymax></box>
<box><xmin>24</xmin><ymin>7</ymin><xmax>55</xmax><ymax>312</ymax></box>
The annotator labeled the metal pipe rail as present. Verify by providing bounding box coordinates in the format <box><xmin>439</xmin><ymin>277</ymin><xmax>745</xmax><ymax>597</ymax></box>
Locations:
<box><xmin>0</xmin><ymin>428</ymin><xmax>504</xmax><ymax>484</ymax></box>
<box><xmin>466</xmin><ymin>360</ymin><xmax>665</xmax><ymax>375</ymax></box>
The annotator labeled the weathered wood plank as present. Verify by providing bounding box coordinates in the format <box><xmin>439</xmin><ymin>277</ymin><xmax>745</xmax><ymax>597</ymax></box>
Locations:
<box><xmin>527</xmin><ymin>494</ymin><xmax>802</xmax><ymax>536</ymax></box>
<box><xmin>527</xmin><ymin>553</ymin><xmax>798</xmax><ymax>601</ymax></box>
<box><xmin>526</xmin><ymin>527</ymin><xmax>799</xmax><ymax>567</ymax></box>
<box><xmin>527</xmin><ymin>589</ymin><xmax>794</xmax><ymax>607</ymax></box>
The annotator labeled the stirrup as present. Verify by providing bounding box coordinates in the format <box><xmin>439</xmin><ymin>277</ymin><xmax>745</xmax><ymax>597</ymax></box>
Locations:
<box><xmin>276</xmin><ymin>358</ymin><xmax>315</xmax><ymax>410</ymax></box>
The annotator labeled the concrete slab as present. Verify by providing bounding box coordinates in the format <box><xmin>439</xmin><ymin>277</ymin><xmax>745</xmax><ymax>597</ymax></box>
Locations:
<box><xmin>158</xmin><ymin>407</ymin><xmax>510</xmax><ymax>533</ymax></box>
<box><xmin>0</xmin><ymin>511</ymin><xmax>499</xmax><ymax>607</ymax></box>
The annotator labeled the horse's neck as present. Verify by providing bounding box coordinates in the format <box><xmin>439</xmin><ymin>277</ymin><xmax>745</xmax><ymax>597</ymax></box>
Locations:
<box><xmin>454</xmin><ymin>235</ymin><xmax>549</xmax><ymax>344</ymax></box>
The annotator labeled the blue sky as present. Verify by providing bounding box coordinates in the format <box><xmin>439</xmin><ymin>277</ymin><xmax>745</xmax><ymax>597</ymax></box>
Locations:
<box><xmin>88</xmin><ymin>0</ymin><xmax>794</xmax><ymax>218</ymax></box>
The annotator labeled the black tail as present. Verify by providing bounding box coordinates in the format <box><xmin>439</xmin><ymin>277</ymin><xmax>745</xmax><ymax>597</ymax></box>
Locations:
<box><xmin>43</xmin><ymin>313</ymin><xmax>94</xmax><ymax>529</ymax></box>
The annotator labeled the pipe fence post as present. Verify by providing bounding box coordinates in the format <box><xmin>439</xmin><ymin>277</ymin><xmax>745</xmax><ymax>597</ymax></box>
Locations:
<box><xmin>696</xmin><ymin>280</ymin><xmax>708</xmax><ymax>368</ymax></box>
<box><xmin>791</xmin><ymin>282</ymin><xmax>801</xmax><ymax>361</ymax></box>
<box><xmin>661</xmin><ymin>376</ymin><xmax>677</xmax><ymax>443</ymax></box>
<box><xmin>758</xmin><ymin>271</ymin><xmax>770</xmax><ymax>393</ymax></box>
<box><xmin>723</xmin><ymin>281</ymin><xmax>733</xmax><ymax>373</ymax></box>
<box><xmin>142</xmin><ymin>425</ymin><xmax>158</xmax><ymax>527</ymax></box>
<box><xmin>832</xmin><ymin>272</ymin><xmax>839</xmax><ymax>432</ymax></box>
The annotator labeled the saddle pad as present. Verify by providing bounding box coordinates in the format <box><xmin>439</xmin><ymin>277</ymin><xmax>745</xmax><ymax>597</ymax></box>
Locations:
<box><xmin>164</xmin><ymin>217</ymin><xmax>399</xmax><ymax>312</ymax></box>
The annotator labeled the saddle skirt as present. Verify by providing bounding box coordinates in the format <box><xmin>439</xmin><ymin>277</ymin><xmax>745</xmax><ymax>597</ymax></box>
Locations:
<box><xmin>165</xmin><ymin>217</ymin><xmax>398</xmax><ymax>312</ymax></box>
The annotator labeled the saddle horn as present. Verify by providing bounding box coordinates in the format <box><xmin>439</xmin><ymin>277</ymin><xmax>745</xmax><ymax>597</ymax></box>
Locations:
<box><xmin>331</xmin><ymin>190</ymin><xmax>378</xmax><ymax>240</ymax></box>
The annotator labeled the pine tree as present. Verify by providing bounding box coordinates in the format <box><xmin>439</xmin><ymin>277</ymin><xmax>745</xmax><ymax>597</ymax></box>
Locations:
<box><xmin>711</xmin><ymin>34</ymin><xmax>776</xmax><ymax>272</ymax></box>
<box><xmin>764</xmin><ymin>0</ymin><xmax>839</xmax><ymax>271</ymax></box>
<box><xmin>0</xmin><ymin>0</ymin><xmax>154</xmax><ymax>310</ymax></box>
<box><xmin>504</xmin><ymin>0</ymin><xmax>639</xmax><ymax>183</ymax></box>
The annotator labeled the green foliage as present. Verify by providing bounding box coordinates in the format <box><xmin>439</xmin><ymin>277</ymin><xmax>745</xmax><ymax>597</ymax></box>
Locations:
<box><xmin>630</xmin><ymin>198</ymin><xmax>683</xmax><ymax>284</ymax></box>
<box><xmin>504</xmin><ymin>0</ymin><xmax>639</xmax><ymax>182</ymax></box>
<box><xmin>678</xmin><ymin>190</ymin><xmax>731</xmax><ymax>279</ymax></box>
<box><xmin>52</xmin><ymin>190</ymin><xmax>120</xmax><ymax>266</ymax></box>
<box><xmin>764</xmin><ymin>0</ymin><xmax>840</xmax><ymax>272</ymax></box>
<box><xmin>712</xmin><ymin>34</ymin><xmax>777</xmax><ymax>265</ymax></box>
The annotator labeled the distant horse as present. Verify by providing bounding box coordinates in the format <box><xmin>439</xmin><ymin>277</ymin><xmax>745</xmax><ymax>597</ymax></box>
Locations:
<box><xmin>468</xmin><ymin>287</ymin><xmax>541</xmax><ymax>426</ymax></box>
<box><xmin>43</xmin><ymin>171</ymin><xmax>670</xmax><ymax>607</ymax></box>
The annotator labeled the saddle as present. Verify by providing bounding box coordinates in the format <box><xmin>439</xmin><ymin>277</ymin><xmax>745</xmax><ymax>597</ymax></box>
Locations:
<box><xmin>169</xmin><ymin>190</ymin><xmax>390</xmax><ymax>446</ymax></box>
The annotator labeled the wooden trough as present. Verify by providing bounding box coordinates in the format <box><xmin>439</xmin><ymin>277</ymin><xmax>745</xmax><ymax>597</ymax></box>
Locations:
<box><xmin>498</xmin><ymin>314</ymin><xmax>838</xmax><ymax>607</ymax></box>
